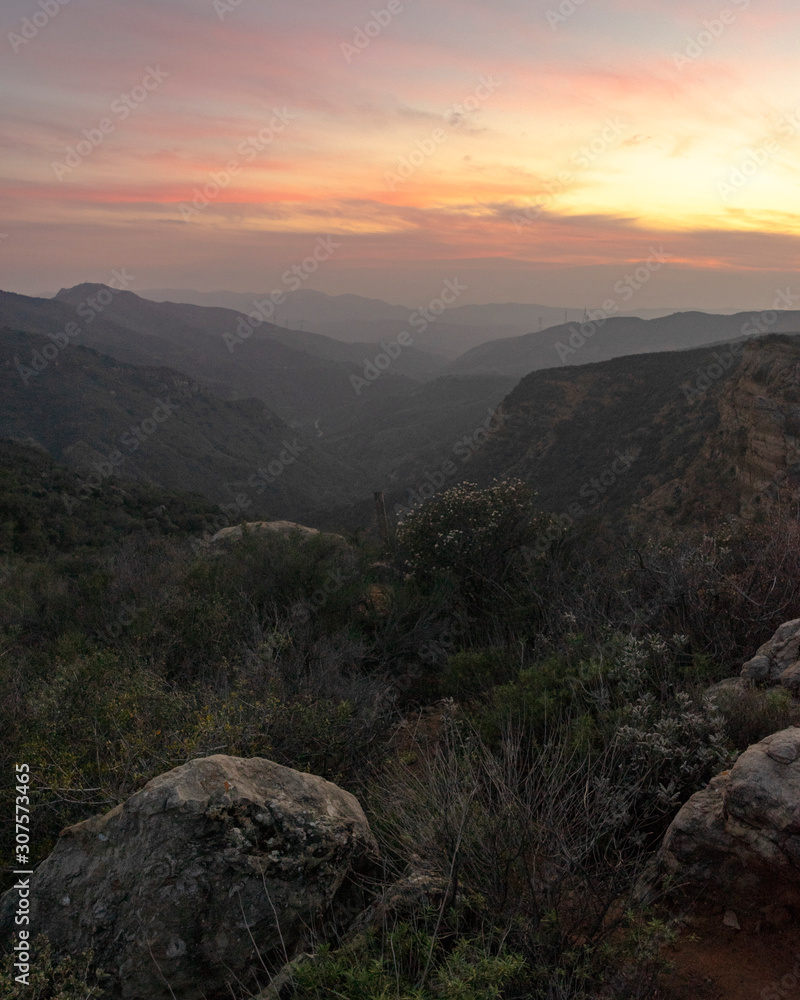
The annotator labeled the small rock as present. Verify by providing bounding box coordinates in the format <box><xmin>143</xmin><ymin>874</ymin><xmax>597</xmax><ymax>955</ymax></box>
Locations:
<box><xmin>741</xmin><ymin>654</ymin><xmax>774</xmax><ymax>684</ymax></box>
<box><xmin>209</xmin><ymin>521</ymin><xmax>344</xmax><ymax>545</ymax></box>
<box><xmin>768</xmin><ymin>743</ymin><xmax>799</xmax><ymax>764</ymax></box>
<box><xmin>723</xmin><ymin>910</ymin><xmax>741</xmax><ymax>930</ymax></box>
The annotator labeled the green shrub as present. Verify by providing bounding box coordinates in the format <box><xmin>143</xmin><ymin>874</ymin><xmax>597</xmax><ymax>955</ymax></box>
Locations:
<box><xmin>289</xmin><ymin>917</ymin><xmax>527</xmax><ymax>1000</ymax></box>
<box><xmin>714</xmin><ymin>685</ymin><xmax>799</xmax><ymax>752</ymax></box>
<box><xmin>396</xmin><ymin>480</ymin><xmax>552</xmax><ymax>618</ymax></box>
<box><xmin>441</xmin><ymin>648</ymin><xmax>518</xmax><ymax>700</ymax></box>
<box><xmin>0</xmin><ymin>936</ymin><xmax>109</xmax><ymax>999</ymax></box>
<box><xmin>368</xmin><ymin>718</ymin><xmax>673</xmax><ymax>999</ymax></box>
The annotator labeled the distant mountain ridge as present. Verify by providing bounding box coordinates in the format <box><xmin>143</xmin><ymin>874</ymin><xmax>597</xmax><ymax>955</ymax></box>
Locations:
<box><xmin>5</xmin><ymin>283</ymin><xmax>800</xmax><ymax>536</ymax></box>
<box><xmin>446</xmin><ymin>310</ymin><xmax>800</xmax><ymax>378</ymax></box>
<box><xmin>139</xmin><ymin>286</ymin><xmax>740</xmax><ymax>357</ymax></box>
<box><xmin>0</xmin><ymin>286</ymin><xmax>518</xmax><ymax>527</ymax></box>
<box><xmin>0</xmin><ymin>286</ymin><xmax>436</xmax><ymax>427</ymax></box>
<box><xmin>138</xmin><ymin>287</ymin><xmax>588</xmax><ymax>358</ymax></box>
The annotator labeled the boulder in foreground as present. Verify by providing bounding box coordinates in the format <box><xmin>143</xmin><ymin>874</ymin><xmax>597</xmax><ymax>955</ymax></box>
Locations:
<box><xmin>661</xmin><ymin>727</ymin><xmax>800</xmax><ymax>925</ymax></box>
<box><xmin>741</xmin><ymin>618</ymin><xmax>800</xmax><ymax>687</ymax></box>
<box><xmin>0</xmin><ymin>755</ymin><xmax>377</xmax><ymax>1000</ymax></box>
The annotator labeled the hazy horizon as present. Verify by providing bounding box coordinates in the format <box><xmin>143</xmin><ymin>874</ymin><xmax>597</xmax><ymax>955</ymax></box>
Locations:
<box><xmin>3</xmin><ymin>0</ymin><xmax>800</xmax><ymax>310</ymax></box>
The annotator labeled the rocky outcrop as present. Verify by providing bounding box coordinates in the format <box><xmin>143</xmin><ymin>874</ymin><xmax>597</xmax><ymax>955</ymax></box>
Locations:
<box><xmin>0</xmin><ymin>755</ymin><xmax>377</xmax><ymax>1000</ymax></box>
<box><xmin>210</xmin><ymin>520</ymin><xmax>344</xmax><ymax>544</ymax></box>
<box><xmin>211</xmin><ymin>520</ymin><xmax>320</xmax><ymax>543</ymax></box>
<box><xmin>661</xmin><ymin>727</ymin><xmax>800</xmax><ymax>923</ymax></box>
<box><xmin>741</xmin><ymin>618</ymin><xmax>800</xmax><ymax>687</ymax></box>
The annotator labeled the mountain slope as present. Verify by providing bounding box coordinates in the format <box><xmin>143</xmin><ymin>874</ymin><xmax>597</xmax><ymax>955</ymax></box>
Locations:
<box><xmin>324</xmin><ymin>373</ymin><xmax>517</xmax><ymax>487</ymax></box>
<box><xmin>458</xmin><ymin>334</ymin><xmax>800</xmax><ymax>528</ymax></box>
<box><xmin>0</xmin><ymin>438</ymin><xmax>221</xmax><ymax>554</ymax></box>
<box><xmin>0</xmin><ymin>327</ymin><xmax>355</xmax><ymax>523</ymax></box>
<box><xmin>447</xmin><ymin>310</ymin><xmax>800</xmax><ymax>378</ymax></box>
<box><xmin>139</xmin><ymin>287</ymin><xmax>588</xmax><ymax>358</ymax></box>
<box><xmin>0</xmin><ymin>287</ymin><xmax>428</xmax><ymax>427</ymax></box>
<box><xmin>53</xmin><ymin>284</ymin><xmax>446</xmax><ymax>385</ymax></box>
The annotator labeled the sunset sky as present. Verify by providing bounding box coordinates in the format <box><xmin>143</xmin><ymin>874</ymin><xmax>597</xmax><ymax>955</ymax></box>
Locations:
<box><xmin>3</xmin><ymin>0</ymin><xmax>800</xmax><ymax>308</ymax></box>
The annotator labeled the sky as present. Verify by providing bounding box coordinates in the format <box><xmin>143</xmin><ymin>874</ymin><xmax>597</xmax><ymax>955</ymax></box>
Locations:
<box><xmin>2</xmin><ymin>0</ymin><xmax>800</xmax><ymax>309</ymax></box>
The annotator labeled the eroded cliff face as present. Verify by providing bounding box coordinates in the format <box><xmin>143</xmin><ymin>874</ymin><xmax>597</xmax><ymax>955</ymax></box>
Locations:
<box><xmin>719</xmin><ymin>341</ymin><xmax>800</xmax><ymax>511</ymax></box>
<box><xmin>640</xmin><ymin>337</ymin><xmax>800</xmax><ymax>524</ymax></box>
<box><xmin>466</xmin><ymin>332</ymin><xmax>800</xmax><ymax>530</ymax></box>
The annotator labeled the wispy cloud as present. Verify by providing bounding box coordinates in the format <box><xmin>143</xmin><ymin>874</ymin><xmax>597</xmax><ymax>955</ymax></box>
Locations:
<box><xmin>2</xmin><ymin>0</ymin><xmax>800</xmax><ymax>301</ymax></box>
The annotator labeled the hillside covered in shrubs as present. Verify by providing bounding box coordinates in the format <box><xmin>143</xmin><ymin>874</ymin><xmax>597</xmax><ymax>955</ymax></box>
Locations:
<box><xmin>3</xmin><ymin>442</ymin><xmax>800</xmax><ymax>998</ymax></box>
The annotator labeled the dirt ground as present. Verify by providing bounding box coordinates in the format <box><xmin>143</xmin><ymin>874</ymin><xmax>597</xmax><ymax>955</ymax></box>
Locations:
<box><xmin>659</xmin><ymin>911</ymin><xmax>800</xmax><ymax>1000</ymax></box>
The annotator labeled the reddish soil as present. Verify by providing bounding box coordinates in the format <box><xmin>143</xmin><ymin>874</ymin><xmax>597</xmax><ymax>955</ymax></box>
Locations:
<box><xmin>660</xmin><ymin>912</ymin><xmax>800</xmax><ymax>1000</ymax></box>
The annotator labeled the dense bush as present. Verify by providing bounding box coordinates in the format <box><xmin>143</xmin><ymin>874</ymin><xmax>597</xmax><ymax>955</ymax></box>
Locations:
<box><xmin>396</xmin><ymin>479</ymin><xmax>553</xmax><ymax>621</ymax></box>
<box><xmin>290</xmin><ymin>919</ymin><xmax>527</xmax><ymax>1000</ymax></box>
<box><xmin>712</xmin><ymin>684</ymin><xmax>800</xmax><ymax>752</ymax></box>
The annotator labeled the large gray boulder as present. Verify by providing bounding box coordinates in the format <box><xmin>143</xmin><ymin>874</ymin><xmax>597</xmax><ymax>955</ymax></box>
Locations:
<box><xmin>741</xmin><ymin>618</ymin><xmax>800</xmax><ymax>686</ymax></box>
<box><xmin>0</xmin><ymin>755</ymin><xmax>377</xmax><ymax>1000</ymax></box>
<box><xmin>661</xmin><ymin>727</ymin><xmax>800</xmax><ymax>921</ymax></box>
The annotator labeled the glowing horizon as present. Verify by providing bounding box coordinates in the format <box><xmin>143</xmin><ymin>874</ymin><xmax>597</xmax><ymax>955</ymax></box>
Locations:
<box><xmin>2</xmin><ymin>0</ymin><xmax>800</xmax><ymax>307</ymax></box>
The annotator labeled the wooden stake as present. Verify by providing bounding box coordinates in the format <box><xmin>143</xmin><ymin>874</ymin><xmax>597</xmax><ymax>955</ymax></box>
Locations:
<box><xmin>374</xmin><ymin>490</ymin><xmax>391</xmax><ymax>545</ymax></box>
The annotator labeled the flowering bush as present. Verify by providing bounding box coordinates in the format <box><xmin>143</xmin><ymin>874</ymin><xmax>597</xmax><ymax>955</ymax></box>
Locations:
<box><xmin>396</xmin><ymin>480</ymin><xmax>551</xmax><ymax>606</ymax></box>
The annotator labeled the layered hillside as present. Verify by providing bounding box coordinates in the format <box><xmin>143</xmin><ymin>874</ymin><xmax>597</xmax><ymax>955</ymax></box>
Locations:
<box><xmin>0</xmin><ymin>328</ymin><xmax>354</xmax><ymax>524</ymax></box>
<box><xmin>0</xmin><ymin>287</ymin><xmax>406</xmax><ymax>425</ymax></box>
<box><xmin>140</xmin><ymin>286</ymin><xmax>586</xmax><ymax>358</ymax></box>
<box><xmin>460</xmin><ymin>334</ymin><xmax>800</xmax><ymax>528</ymax></box>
